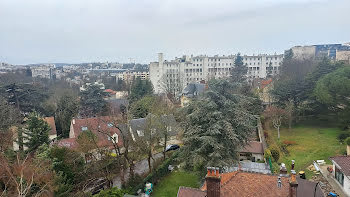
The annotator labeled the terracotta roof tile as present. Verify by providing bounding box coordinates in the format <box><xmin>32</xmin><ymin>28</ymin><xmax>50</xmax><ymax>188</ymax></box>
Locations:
<box><xmin>71</xmin><ymin>116</ymin><xmax>123</xmax><ymax>148</ymax></box>
<box><xmin>239</xmin><ymin>141</ymin><xmax>264</xmax><ymax>154</ymax></box>
<box><xmin>177</xmin><ymin>186</ymin><xmax>206</xmax><ymax>197</ymax></box>
<box><xmin>43</xmin><ymin>117</ymin><xmax>57</xmax><ymax>136</ymax></box>
<box><xmin>56</xmin><ymin>138</ymin><xmax>78</xmax><ymax>150</ymax></box>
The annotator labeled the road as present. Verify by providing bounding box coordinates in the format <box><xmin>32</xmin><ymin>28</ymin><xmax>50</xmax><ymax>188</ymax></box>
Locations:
<box><xmin>113</xmin><ymin>152</ymin><xmax>163</xmax><ymax>188</ymax></box>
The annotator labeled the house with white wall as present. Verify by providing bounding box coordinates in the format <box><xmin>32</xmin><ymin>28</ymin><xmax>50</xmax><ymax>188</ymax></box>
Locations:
<box><xmin>330</xmin><ymin>156</ymin><xmax>350</xmax><ymax>196</ymax></box>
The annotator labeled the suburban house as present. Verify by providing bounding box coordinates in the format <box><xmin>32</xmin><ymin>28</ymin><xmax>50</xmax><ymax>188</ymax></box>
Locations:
<box><xmin>180</xmin><ymin>83</ymin><xmax>206</xmax><ymax>107</ymax></box>
<box><xmin>104</xmin><ymin>89</ymin><xmax>128</xmax><ymax>100</ymax></box>
<box><xmin>44</xmin><ymin>117</ymin><xmax>57</xmax><ymax>141</ymax></box>
<box><xmin>57</xmin><ymin>116</ymin><xmax>123</xmax><ymax>160</ymax></box>
<box><xmin>13</xmin><ymin>116</ymin><xmax>57</xmax><ymax>151</ymax></box>
<box><xmin>128</xmin><ymin>114</ymin><xmax>179</xmax><ymax>142</ymax></box>
<box><xmin>238</xmin><ymin>141</ymin><xmax>264</xmax><ymax>162</ymax></box>
<box><xmin>258</xmin><ymin>78</ymin><xmax>275</xmax><ymax>107</ymax></box>
<box><xmin>329</xmin><ymin>155</ymin><xmax>350</xmax><ymax>196</ymax></box>
<box><xmin>177</xmin><ymin>166</ymin><xmax>325</xmax><ymax>197</ymax></box>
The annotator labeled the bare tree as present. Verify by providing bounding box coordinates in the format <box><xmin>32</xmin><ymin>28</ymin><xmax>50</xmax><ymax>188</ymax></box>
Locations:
<box><xmin>0</xmin><ymin>153</ymin><xmax>54</xmax><ymax>197</ymax></box>
<box><xmin>263</xmin><ymin>106</ymin><xmax>286</xmax><ymax>139</ymax></box>
<box><xmin>159</xmin><ymin>71</ymin><xmax>185</xmax><ymax>102</ymax></box>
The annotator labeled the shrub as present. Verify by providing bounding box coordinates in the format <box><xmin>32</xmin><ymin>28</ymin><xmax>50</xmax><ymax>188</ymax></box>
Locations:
<box><xmin>94</xmin><ymin>188</ymin><xmax>132</xmax><ymax>197</ymax></box>
<box><xmin>337</xmin><ymin>132</ymin><xmax>350</xmax><ymax>142</ymax></box>
<box><xmin>269</xmin><ymin>146</ymin><xmax>280</xmax><ymax>162</ymax></box>
<box><xmin>345</xmin><ymin>137</ymin><xmax>350</xmax><ymax>146</ymax></box>
<box><xmin>282</xmin><ymin>140</ymin><xmax>296</xmax><ymax>146</ymax></box>
<box><xmin>264</xmin><ymin>149</ymin><xmax>272</xmax><ymax>160</ymax></box>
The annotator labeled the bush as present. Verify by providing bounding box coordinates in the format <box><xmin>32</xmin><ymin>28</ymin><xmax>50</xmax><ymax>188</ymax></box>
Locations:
<box><xmin>264</xmin><ymin>149</ymin><xmax>272</xmax><ymax>160</ymax></box>
<box><xmin>282</xmin><ymin>140</ymin><xmax>296</xmax><ymax>146</ymax></box>
<box><xmin>337</xmin><ymin>132</ymin><xmax>350</xmax><ymax>142</ymax></box>
<box><xmin>94</xmin><ymin>188</ymin><xmax>131</xmax><ymax>197</ymax></box>
<box><xmin>269</xmin><ymin>146</ymin><xmax>280</xmax><ymax>162</ymax></box>
<box><xmin>345</xmin><ymin>137</ymin><xmax>350</xmax><ymax>146</ymax></box>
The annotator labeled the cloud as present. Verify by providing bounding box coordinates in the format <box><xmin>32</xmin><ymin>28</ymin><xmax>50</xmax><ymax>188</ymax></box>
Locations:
<box><xmin>0</xmin><ymin>0</ymin><xmax>348</xmax><ymax>64</ymax></box>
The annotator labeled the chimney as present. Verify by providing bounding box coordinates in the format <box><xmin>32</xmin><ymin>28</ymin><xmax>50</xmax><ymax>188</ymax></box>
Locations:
<box><xmin>289</xmin><ymin>170</ymin><xmax>298</xmax><ymax>197</ymax></box>
<box><xmin>206</xmin><ymin>167</ymin><xmax>221</xmax><ymax>197</ymax></box>
<box><xmin>72</xmin><ymin>119</ymin><xmax>75</xmax><ymax>125</ymax></box>
<box><xmin>280</xmin><ymin>163</ymin><xmax>288</xmax><ymax>176</ymax></box>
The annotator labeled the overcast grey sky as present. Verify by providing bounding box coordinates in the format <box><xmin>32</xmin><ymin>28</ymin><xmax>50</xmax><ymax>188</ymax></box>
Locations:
<box><xmin>0</xmin><ymin>0</ymin><xmax>349</xmax><ymax>65</ymax></box>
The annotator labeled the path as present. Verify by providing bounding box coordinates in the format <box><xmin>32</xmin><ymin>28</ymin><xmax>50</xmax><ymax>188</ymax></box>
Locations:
<box><xmin>113</xmin><ymin>152</ymin><xmax>163</xmax><ymax>188</ymax></box>
<box><xmin>319</xmin><ymin>165</ymin><xmax>347</xmax><ymax>197</ymax></box>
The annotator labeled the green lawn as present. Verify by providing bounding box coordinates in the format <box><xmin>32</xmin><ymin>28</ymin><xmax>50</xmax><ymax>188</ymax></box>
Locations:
<box><xmin>152</xmin><ymin>171</ymin><xmax>200</xmax><ymax>197</ymax></box>
<box><xmin>268</xmin><ymin>125</ymin><xmax>345</xmax><ymax>178</ymax></box>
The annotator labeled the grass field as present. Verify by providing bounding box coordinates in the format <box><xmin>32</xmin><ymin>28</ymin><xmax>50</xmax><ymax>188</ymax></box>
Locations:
<box><xmin>267</xmin><ymin>125</ymin><xmax>345</xmax><ymax>178</ymax></box>
<box><xmin>152</xmin><ymin>171</ymin><xmax>200</xmax><ymax>197</ymax></box>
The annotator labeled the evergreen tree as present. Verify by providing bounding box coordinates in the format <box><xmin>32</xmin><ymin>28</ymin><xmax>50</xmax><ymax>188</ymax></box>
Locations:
<box><xmin>128</xmin><ymin>78</ymin><xmax>153</xmax><ymax>104</ymax></box>
<box><xmin>56</xmin><ymin>93</ymin><xmax>79</xmax><ymax>138</ymax></box>
<box><xmin>80</xmin><ymin>84</ymin><xmax>107</xmax><ymax>117</ymax></box>
<box><xmin>231</xmin><ymin>53</ymin><xmax>247</xmax><ymax>83</ymax></box>
<box><xmin>24</xmin><ymin>112</ymin><xmax>50</xmax><ymax>153</ymax></box>
<box><xmin>180</xmin><ymin>79</ymin><xmax>257</xmax><ymax>167</ymax></box>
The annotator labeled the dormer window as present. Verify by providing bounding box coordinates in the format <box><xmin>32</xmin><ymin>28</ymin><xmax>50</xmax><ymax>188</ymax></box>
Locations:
<box><xmin>81</xmin><ymin>126</ymin><xmax>88</xmax><ymax>131</ymax></box>
<box><xmin>107</xmin><ymin>123</ymin><xmax>113</xmax><ymax>128</ymax></box>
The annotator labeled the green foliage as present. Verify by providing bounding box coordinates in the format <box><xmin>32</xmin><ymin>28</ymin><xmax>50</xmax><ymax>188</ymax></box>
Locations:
<box><xmin>94</xmin><ymin>187</ymin><xmax>131</xmax><ymax>197</ymax></box>
<box><xmin>269</xmin><ymin>145</ymin><xmax>280</xmax><ymax>162</ymax></box>
<box><xmin>231</xmin><ymin>53</ymin><xmax>247</xmax><ymax>83</ymax></box>
<box><xmin>0</xmin><ymin>83</ymin><xmax>49</xmax><ymax>114</ymax></box>
<box><xmin>80</xmin><ymin>84</ymin><xmax>107</xmax><ymax>117</ymax></box>
<box><xmin>24</xmin><ymin>112</ymin><xmax>50</xmax><ymax>153</ymax></box>
<box><xmin>56</xmin><ymin>93</ymin><xmax>79</xmax><ymax>138</ymax></box>
<box><xmin>345</xmin><ymin>137</ymin><xmax>350</xmax><ymax>146</ymax></box>
<box><xmin>129</xmin><ymin>78</ymin><xmax>153</xmax><ymax>104</ymax></box>
<box><xmin>180</xmin><ymin>79</ymin><xmax>257</xmax><ymax>167</ymax></box>
<box><xmin>337</xmin><ymin>131</ymin><xmax>350</xmax><ymax>142</ymax></box>
<box><xmin>264</xmin><ymin>149</ymin><xmax>272</xmax><ymax>160</ymax></box>
<box><xmin>315</xmin><ymin>66</ymin><xmax>350</xmax><ymax>128</ymax></box>
<box><xmin>130</xmin><ymin>96</ymin><xmax>156</xmax><ymax>118</ymax></box>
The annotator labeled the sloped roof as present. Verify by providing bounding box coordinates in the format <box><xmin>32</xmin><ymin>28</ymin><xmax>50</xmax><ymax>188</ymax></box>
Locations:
<box><xmin>260</xmin><ymin>78</ymin><xmax>273</xmax><ymax>89</ymax></box>
<box><xmin>177</xmin><ymin>187</ymin><xmax>206</xmax><ymax>197</ymax></box>
<box><xmin>43</xmin><ymin>117</ymin><xmax>57</xmax><ymax>136</ymax></box>
<box><xmin>179</xmin><ymin>171</ymin><xmax>324</xmax><ymax>197</ymax></box>
<box><xmin>330</xmin><ymin>155</ymin><xmax>350</xmax><ymax>176</ymax></box>
<box><xmin>239</xmin><ymin>141</ymin><xmax>264</xmax><ymax>154</ymax></box>
<box><xmin>71</xmin><ymin>116</ymin><xmax>123</xmax><ymax>148</ymax></box>
<box><xmin>129</xmin><ymin>115</ymin><xmax>178</xmax><ymax>139</ymax></box>
<box><xmin>56</xmin><ymin>138</ymin><xmax>78</xmax><ymax>150</ymax></box>
<box><xmin>182</xmin><ymin>83</ymin><xmax>205</xmax><ymax>97</ymax></box>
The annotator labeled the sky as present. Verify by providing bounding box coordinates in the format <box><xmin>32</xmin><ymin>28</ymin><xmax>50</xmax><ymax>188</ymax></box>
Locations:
<box><xmin>0</xmin><ymin>0</ymin><xmax>349</xmax><ymax>65</ymax></box>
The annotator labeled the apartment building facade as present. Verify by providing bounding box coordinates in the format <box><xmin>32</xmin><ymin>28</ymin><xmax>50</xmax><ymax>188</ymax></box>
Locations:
<box><xmin>116</xmin><ymin>70</ymin><xmax>149</xmax><ymax>83</ymax></box>
<box><xmin>150</xmin><ymin>53</ymin><xmax>283</xmax><ymax>94</ymax></box>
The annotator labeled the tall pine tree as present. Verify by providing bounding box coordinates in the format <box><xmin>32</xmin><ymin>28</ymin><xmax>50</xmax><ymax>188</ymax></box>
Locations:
<box><xmin>24</xmin><ymin>112</ymin><xmax>50</xmax><ymax>153</ymax></box>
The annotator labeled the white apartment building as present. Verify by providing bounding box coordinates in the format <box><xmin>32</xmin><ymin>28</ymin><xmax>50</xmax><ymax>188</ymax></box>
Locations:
<box><xmin>31</xmin><ymin>64</ymin><xmax>55</xmax><ymax>79</ymax></box>
<box><xmin>116</xmin><ymin>70</ymin><xmax>149</xmax><ymax>83</ymax></box>
<box><xmin>150</xmin><ymin>53</ymin><xmax>283</xmax><ymax>94</ymax></box>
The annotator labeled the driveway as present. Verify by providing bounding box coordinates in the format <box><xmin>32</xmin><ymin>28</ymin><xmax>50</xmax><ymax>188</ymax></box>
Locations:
<box><xmin>113</xmin><ymin>152</ymin><xmax>163</xmax><ymax>188</ymax></box>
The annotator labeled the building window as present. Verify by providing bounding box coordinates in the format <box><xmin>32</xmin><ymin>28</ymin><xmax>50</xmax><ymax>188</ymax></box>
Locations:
<box><xmin>108</xmin><ymin>123</ymin><xmax>113</xmax><ymax>127</ymax></box>
<box><xmin>81</xmin><ymin>126</ymin><xmax>88</xmax><ymax>131</ymax></box>
<box><xmin>335</xmin><ymin>167</ymin><xmax>344</xmax><ymax>186</ymax></box>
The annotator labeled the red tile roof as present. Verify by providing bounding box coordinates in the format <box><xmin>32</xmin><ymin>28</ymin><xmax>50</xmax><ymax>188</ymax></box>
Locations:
<box><xmin>56</xmin><ymin>138</ymin><xmax>78</xmax><ymax>150</ymax></box>
<box><xmin>71</xmin><ymin>116</ymin><xmax>123</xmax><ymax>148</ymax></box>
<box><xmin>260</xmin><ymin>78</ymin><xmax>273</xmax><ymax>89</ymax></box>
<box><xmin>179</xmin><ymin>171</ymin><xmax>324</xmax><ymax>197</ymax></box>
<box><xmin>43</xmin><ymin>117</ymin><xmax>57</xmax><ymax>136</ymax></box>
<box><xmin>239</xmin><ymin>141</ymin><xmax>264</xmax><ymax>154</ymax></box>
<box><xmin>330</xmin><ymin>155</ymin><xmax>350</xmax><ymax>176</ymax></box>
<box><xmin>177</xmin><ymin>187</ymin><xmax>206</xmax><ymax>197</ymax></box>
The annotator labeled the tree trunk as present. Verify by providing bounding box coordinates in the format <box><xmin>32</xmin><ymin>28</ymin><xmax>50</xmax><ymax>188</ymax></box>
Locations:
<box><xmin>277</xmin><ymin>127</ymin><xmax>280</xmax><ymax>139</ymax></box>
<box><xmin>147</xmin><ymin>156</ymin><xmax>152</xmax><ymax>173</ymax></box>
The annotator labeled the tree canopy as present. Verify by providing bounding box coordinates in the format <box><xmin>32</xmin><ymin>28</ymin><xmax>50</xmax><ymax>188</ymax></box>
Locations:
<box><xmin>128</xmin><ymin>77</ymin><xmax>153</xmax><ymax>104</ymax></box>
<box><xmin>180</xmin><ymin>79</ymin><xmax>257</xmax><ymax>167</ymax></box>
<box><xmin>80</xmin><ymin>84</ymin><xmax>107</xmax><ymax>117</ymax></box>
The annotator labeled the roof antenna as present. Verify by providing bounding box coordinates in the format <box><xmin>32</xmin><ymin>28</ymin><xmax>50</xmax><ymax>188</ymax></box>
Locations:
<box><xmin>277</xmin><ymin>176</ymin><xmax>282</xmax><ymax>188</ymax></box>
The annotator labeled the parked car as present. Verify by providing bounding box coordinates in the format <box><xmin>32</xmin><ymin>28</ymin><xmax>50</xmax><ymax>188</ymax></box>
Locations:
<box><xmin>165</xmin><ymin>144</ymin><xmax>180</xmax><ymax>152</ymax></box>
